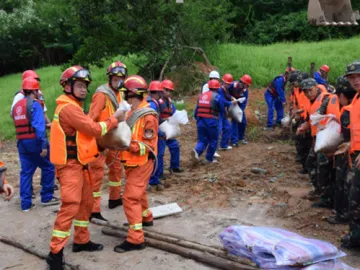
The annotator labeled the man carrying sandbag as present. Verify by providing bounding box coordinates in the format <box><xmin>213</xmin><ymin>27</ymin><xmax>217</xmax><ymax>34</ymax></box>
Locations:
<box><xmin>158</xmin><ymin>80</ymin><xmax>184</xmax><ymax>174</ymax></box>
<box><xmin>342</xmin><ymin>60</ymin><xmax>360</xmax><ymax>248</ymax></box>
<box><xmin>291</xmin><ymin>72</ymin><xmax>312</xmax><ymax>174</ymax></box>
<box><xmin>147</xmin><ymin>81</ymin><xmax>166</xmax><ymax>191</ymax></box>
<box><xmin>229</xmin><ymin>74</ymin><xmax>252</xmax><ymax>147</ymax></box>
<box><xmin>264</xmin><ymin>67</ymin><xmax>295</xmax><ymax>130</ymax></box>
<box><xmin>192</xmin><ymin>80</ymin><xmax>225</xmax><ymax>163</ymax></box>
<box><xmin>47</xmin><ymin>66</ymin><xmax>125</xmax><ymax>270</ymax></box>
<box><xmin>327</xmin><ymin>76</ymin><xmax>356</xmax><ymax>225</ymax></box>
<box><xmin>88</xmin><ymin>61</ymin><xmax>127</xmax><ymax>225</ymax></box>
<box><xmin>114</xmin><ymin>75</ymin><xmax>158</xmax><ymax>253</ymax></box>
<box><xmin>297</xmin><ymin>78</ymin><xmax>340</xmax><ymax>208</ymax></box>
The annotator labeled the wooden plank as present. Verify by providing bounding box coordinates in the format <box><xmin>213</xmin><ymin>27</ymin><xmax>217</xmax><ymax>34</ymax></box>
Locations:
<box><xmin>150</xmin><ymin>203</ymin><xmax>183</xmax><ymax>219</ymax></box>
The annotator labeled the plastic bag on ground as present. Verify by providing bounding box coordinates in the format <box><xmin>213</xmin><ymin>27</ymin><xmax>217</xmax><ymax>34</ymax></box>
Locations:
<box><xmin>97</xmin><ymin>121</ymin><xmax>131</xmax><ymax>150</ymax></box>
<box><xmin>168</xmin><ymin>110</ymin><xmax>189</xmax><ymax>125</ymax></box>
<box><xmin>229</xmin><ymin>103</ymin><xmax>243</xmax><ymax>123</ymax></box>
<box><xmin>160</xmin><ymin>120</ymin><xmax>181</xmax><ymax>140</ymax></box>
<box><xmin>281</xmin><ymin>113</ymin><xmax>291</xmax><ymax>127</ymax></box>
<box><xmin>219</xmin><ymin>226</ymin><xmax>347</xmax><ymax>269</ymax></box>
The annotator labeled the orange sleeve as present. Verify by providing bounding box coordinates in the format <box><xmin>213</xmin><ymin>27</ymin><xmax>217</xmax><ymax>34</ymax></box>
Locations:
<box><xmin>88</xmin><ymin>92</ymin><xmax>107</xmax><ymax>121</ymax></box>
<box><xmin>61</xmin><ymin>105</ymin><xmax>118</xmax><ymax>139</ymax></box>
<box><xmin>0</xmin><ymin>161</ymin><xmax>7</xmax><ymax>193</ymax></box>
<box><xmin>129</xmin><ymin>115</ymin><xmax>158</xmax><ymax>154</ymax></box>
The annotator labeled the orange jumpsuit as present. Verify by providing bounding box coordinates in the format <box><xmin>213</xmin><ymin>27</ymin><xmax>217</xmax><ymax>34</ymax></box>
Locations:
<box><xmin>0</xmin><ymin>161</ymin><xmax>8</xmax><ymax>193</ymax></box>
<box><xmin>49</xmin><ymin>94</ymin><xmax>118</xmax><ymax>254</ymax></box>
<box><xmin>120</xmin><ymin>99</ymin><xmax>158</xmax><ymax>244</ymax></box>
<box><xmin>89</xmin><ymin>86</ymin><xmax>123</xmax><ymax>212</ymax></box>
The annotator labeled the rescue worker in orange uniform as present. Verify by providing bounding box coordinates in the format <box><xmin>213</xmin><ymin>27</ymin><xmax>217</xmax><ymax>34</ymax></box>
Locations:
<box><xmin>342</xmin><ymin>60</ymin><xmax>360</xmax><ymax>248</ymax></box>
<box><xmin>88</xmin><ymin>61</ymin><xmax>127</xmax><ymax>225</ymax></box>
<box><xmin>114</xmin><ymin>75</ymin><xmax>158</xmax><ymax>253</ymax></box>
<box><xmin>0</xmin><ymin>161</ymin><xmax>14</xmax><ymax>201</ymax></box>
<box><xmin>46</xmin><ymin>66</ymin><xmax>125</xmax><ymax>270</ymax></box>
<box><xmin>290</xmin><ymin>72</ymin><xmax>312</xmax><ymax>174</ymax></box>
<box><xmin>297</xmin><ymin>78</ymin><xmax>340</xmax><ymax>208</ymax></box>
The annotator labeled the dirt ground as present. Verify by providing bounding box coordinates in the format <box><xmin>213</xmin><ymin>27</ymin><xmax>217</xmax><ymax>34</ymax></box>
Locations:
<box><xmin>1</xmin><ymin>90</ymin><xmax>359</xmax><ymax>270</ymax></box>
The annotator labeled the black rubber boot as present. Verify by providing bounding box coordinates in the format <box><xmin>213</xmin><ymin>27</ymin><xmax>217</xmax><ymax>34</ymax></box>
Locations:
<box><xmin>46</xmin><ymin>249</ymin><xmax>64</xmax><ymax>270</ymax></box>
<box><xmin>169</xmin><ymin>168</ymin><xmax>184</xmax><ymax>173</ymax></box>
<box><xmin>312</xmin><ymin>200</ymin><xmax>332</xmax><ymax>209</ymax></box>
<box><xmin>298</xmin><ymin>168</ymin><xmax>308</xmax><ymax>175</ymax></box>
<box><xmin>114</xmin><ymin>240</ymin><xmax>146</xmax><ymax>253</ymax></box>
<box><xmin>90</xmin><ymin>212</ymin><xmax>109</xmax><ymax>225</ymax></box>
<box><xmin>108</xmin><ymin>198</ymin><xmax>123</xmax><ymax>209</ymax></box>
<box><xmin>143</xmin><ymin>221</ymin><xmax>154</xmax><ymax>227</ymax></box>
<box><xmin>327</xmin><ymin>215</ymin><xmax>349</xmax><ymax>225</ymax></box>
<box><xmin>341</xmin><ymin>234</ymin><xmax>360</xmax><ymax>249</ymax></box>
<box><xmin>72</xmin><ymin>241</ymin><xmax>104</xmax><ymax>253</ymax></box>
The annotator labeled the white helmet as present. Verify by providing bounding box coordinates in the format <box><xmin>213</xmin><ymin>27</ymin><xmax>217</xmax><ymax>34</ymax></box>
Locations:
<box><xmin>209</xmin><ymin>70</ymin><xmax>220</xmax><ymax>80</ymax></box>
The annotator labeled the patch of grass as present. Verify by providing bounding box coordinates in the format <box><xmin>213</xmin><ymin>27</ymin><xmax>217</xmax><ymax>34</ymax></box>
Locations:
<box><xmin>0</xmin><ymin>56</ymin><xmax>138</xmax><ymax>140</ymax></box>
<box><xmin>247</xmin><ymin>125</ymin><xmax>262</xmax><ymax>141</ymax></box>
<box><xmin>210</xmin><ymin>36</ymin><xmax>360</xmax><ymax>87</ymax></box>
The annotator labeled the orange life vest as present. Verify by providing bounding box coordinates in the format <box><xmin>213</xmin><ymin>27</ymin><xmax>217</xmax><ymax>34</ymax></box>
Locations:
<box><xmin>120</xmin><ymin>100</ymin><xmax>158</xmax><ymax>167</ymax></box>
<box><xmin>97</xmin><ymin>84</ymin><xmax>123</xmax><ymax>122</ymax></box>
<box><xmin>317</xmin><ymin>84</ymin><xmax>327</xmax><ymax>93</ymax></box>
<box><xmin>308</xmin><ymin>92</ymin><xmax>340</xmax><ymax>137</ymax></box>
<box><xmin>50</xmin><ymin>94</ymin><xmax>99</xmax><ymax>165</ymax></box>
<box><xmin>295</xmin><ymin>90</ymin><xmax>310</xmax><ymax>119</ymax></box>
<box><xmin>350</xmin><ymin>94</ymin><xmax>360</xmax><ymax>154</ymax></box>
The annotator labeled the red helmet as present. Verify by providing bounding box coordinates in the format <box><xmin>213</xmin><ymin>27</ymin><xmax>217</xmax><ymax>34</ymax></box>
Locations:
<box><xmin>22</xmin><ymin>70</ymin><xmax>40</xmax><ymax>81</ymax></box>
<box><xmin>22</xmin><ymin>78</ymin><xmax>40</xmax><ymax>91</ymax></box>
<box><xmin>106</xmin><ymin>61</ymin><xmax>127</xmax><ymax>77</ymax></box>
<box><xmin>161</xmin><ymin>80</ymin><xmax>174</xmax><ymax>91</ymax></box>
<box><xmin>320</xmin><ymin>65</ymin><xmax>330</xmax><ymax>73</ymax></box>
<box><xmin>148</xmin><ymin>81</ymin><xmax>164</xmax><ymax>92</ymax></box>
<box><xmin>240</xmin><ymin>74</ymin><xmax>252</xmax><ymax>86</ymax></box>
<box><xmin>222</xmin><ymin>74</ymin><xmax>233</xmax><ymax>84</ymax></box>
<box><xmin>60</xmin><ymin>65</ymin><xmax>92</xmax><ymax>86</ymax></box>
<box><xmin>208</xmin><ymin>79</ymin><xmax>221</xmax><ymax>90</ymax></box>
<box><xmin>285</xmin><ymin>67</ymin><xmax>296</xmax><ymax>73</ymax></box>
<box><xmin>124</xmin><ymin>75</ymin><xmax>148</xmax><ymax>95</ymax></box>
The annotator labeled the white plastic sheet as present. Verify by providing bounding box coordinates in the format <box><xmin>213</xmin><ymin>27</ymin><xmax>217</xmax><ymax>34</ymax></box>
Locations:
<box><xmin>229</xmin><ymin>103</ymin><xmax>243</xmax><ymax>123</ymax></box>
<box><xmin>310</xmin><ymin>113</ymin><xmax>343</xmax><ymax>153</ymax></box>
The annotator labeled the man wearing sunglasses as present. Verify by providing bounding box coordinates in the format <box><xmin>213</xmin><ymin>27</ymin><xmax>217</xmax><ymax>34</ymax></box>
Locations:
<box><xmin>47</xmin><ymin>65</ymin><xmax>126</xmax><ymax>270</ymax></box>
<box><xmin>88</xmin><ymin>61</ymin><xmax>127</xmax><ymax>225</ymax></box>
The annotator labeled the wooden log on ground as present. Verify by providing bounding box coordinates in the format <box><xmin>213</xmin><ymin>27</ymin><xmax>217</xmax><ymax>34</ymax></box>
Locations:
<box><xmin>0</xmin><ymin>237</ymin><xmax>80</xmax><ymax>270</ymax></box>
<box><xmin>104</xmin><ymin>223</ymin><xmax>256</xmax><ymax>267</ymax></box>
<box><xmin>102</xmin><ymin>227</ymin><xmax>257</xmax><ymax>270</ymax></box>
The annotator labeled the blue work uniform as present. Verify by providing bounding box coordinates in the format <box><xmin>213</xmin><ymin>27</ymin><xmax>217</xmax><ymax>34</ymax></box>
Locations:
<box><xmin>264</xmin><ymin>75</ymin><xmax>286</xmax><ymax>127</ymax></box>
<box><xmin>194</xmin><ymin>90</ymin><xmax>225</xmax><ymax>161</ymax></box>
<box><xmin>229</xmin><ymin>82</ymin><xmax>249</xmax><ymax>143</ymax></box>
<box><xmin>147</xmin><ymin>96</ymin><xmax>165</xmax><ymax>186</ymax></box>
<box><xmin>13</xmin><ymin>97</ymin><xmax>55</xmax><ymax>210</ymax></box>
<box><xmin>217</xmin><ymin>86</ymin><xmax>232</xmax><ymax>148</ymax></box>
<box><xmin>314</xmin><ymin>71</ymin><xmax>327</xmax><ymax>86</ymax></box>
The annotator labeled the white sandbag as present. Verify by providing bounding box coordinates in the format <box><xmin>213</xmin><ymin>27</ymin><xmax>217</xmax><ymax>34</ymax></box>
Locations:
<box><xmin>168</xmin><ymin>110</ymin><xmax>189</xmax><ymax>125</ymax></box>
<box><xmin>118</xmin><ymin>100</ymin><xmax>132</xmax><ymax>112</ymax></box>
<box><xmin>314</xmin><ymin>120</ymin><xmax>343</xmax><ymax>153</ymax></box>
<box><xmin>281</xmin><ymin>113</ymin><xmax>291</xmax><ymax>127</ymax></box>
<box><xmin>229</xmin><ymin>103</ymin><xmax>243</xmax><ymax>123</ymax></box>
<box><xmin>160</xmin><ymin>120</ymin><xmax>181</xmax><ymax>140</ymax></box>
<box><xmin>97</xmin><ymin>121</ymin><xmax>132</xmax><ymax>150</ymax></box>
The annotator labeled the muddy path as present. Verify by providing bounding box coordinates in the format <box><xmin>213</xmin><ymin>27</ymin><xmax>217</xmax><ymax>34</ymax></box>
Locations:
<box><xmin>1</xmin><ymin>90</ymin><xmax>359</xmax><ymax>269</ymax></box>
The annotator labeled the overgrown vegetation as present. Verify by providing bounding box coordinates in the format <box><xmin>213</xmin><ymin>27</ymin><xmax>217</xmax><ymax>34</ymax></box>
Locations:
<box><xmin>1</xmin><ymin>0</ymin><xmax>360</xmax><ymax>76</ymax></box>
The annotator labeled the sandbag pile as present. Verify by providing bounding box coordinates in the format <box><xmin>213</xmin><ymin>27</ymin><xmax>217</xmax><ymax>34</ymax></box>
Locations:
<box><xmin>219</xmin><ymin>226</ymin><xmax>355</xmax><ymax>269</ymax></box>
<box><xmin>160</xmin><ymin>110</ymin><xmax>189</xmax><ymax>140</ymax></box>
<box><xmin>310</xmin><ymin>113</ymin><xmax>343</xmax><ymax>153</ymax></box>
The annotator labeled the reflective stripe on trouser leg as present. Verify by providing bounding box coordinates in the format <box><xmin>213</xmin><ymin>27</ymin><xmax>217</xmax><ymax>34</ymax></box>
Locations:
<box><xmin>123</xmin><ymin>160</ymin><xmax>154</xmax><ymax>244</ymax></box>
<box><xmin>74</xmin><ymin>169</ymin><xmax>94</xmax><ymax>245</ymax></box>
<box><xmin>106</xmin><ymin>150</ymin><xmax>122</xmax><ymax>200</ymax></box>
<box><xmin>90</xmin><ymin>154</ymin><xmax>106</xmax><ymax>214</ymax></box>
<box><xmin>50</xmin><ymin>165</ymin><xmax>87</xmax><ymax>254</ymax></box>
